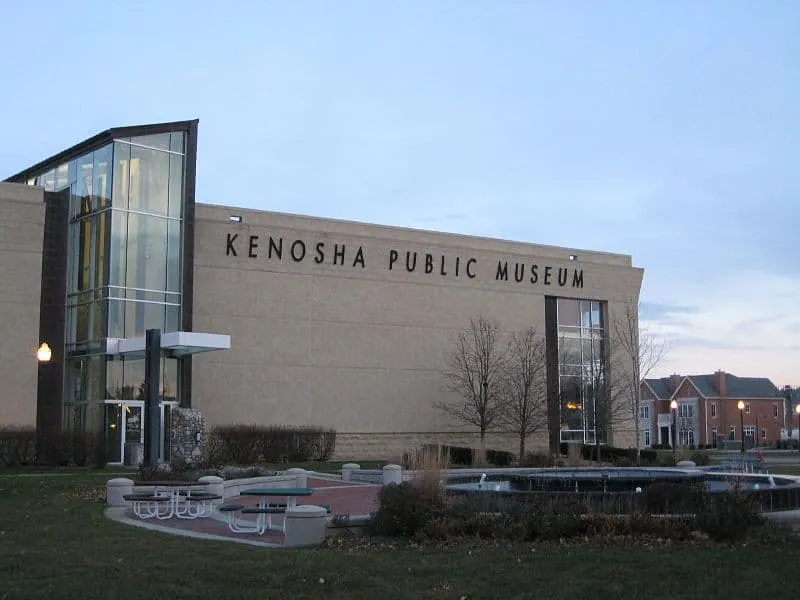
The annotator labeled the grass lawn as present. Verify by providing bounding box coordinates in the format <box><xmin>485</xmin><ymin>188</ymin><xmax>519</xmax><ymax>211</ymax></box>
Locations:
<box><xmin>1</xmin><ymin>471</ymin><xmax>800</xmax><ymax>599</ymax></box>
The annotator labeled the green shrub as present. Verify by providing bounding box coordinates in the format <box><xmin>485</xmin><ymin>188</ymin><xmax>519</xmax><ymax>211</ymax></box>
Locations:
<box><xmin>371</xmin><ymin>482</ymin><xmax>444</xmax><ymax>537</ymax></box>
<box><xmin>521</xmin><ymin>452</ymin><xmax>553</xmax><ymax>467</ymax></box>
<box><xmin>690</xmin><ymin>451</ymin><xmax>711</xmax><ymax>466</ymax></box>
<box><xmin>205</xmin><ymin>424</ymin><xmax>337</xmax><ymax>465</ymax></box>
<box><xmin>0</xmin><ymin>426</ymin><xmax>36</xmax><ymax>466</ymax></box>
<box><xmin>486</xmin><ymin>449</ymin><xmax>515</xmax><ymax>467</ymax></box>
<box><xmin>415</xmin><ymin>444</ymin><xmax>514</xmax><ymax>468</ymax></box>
<box><xmin>695</xmin><ymin>491</ymin><xmax>762</xmax><ymax>542</ymax></box>
<box><xmin>642</xmin><ymin>482</ymin><xmax>704</xmax><ymax>514</ymax></box>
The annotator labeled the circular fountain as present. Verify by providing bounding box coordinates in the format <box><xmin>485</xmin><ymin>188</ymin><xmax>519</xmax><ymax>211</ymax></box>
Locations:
<box><xmin>442</xmin><ymin>466</ymin><xmax>800</xmax><ymax>514</ymax></box>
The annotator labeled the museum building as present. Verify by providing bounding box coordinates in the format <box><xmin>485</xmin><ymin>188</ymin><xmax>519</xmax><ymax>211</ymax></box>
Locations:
<box><xmin>0</xmin><ymin>120</ymin><xmax>645</xmax><ymax>463</ymax></box>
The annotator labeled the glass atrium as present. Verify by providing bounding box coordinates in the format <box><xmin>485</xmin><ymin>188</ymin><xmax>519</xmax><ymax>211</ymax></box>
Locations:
<box><xmin>6</xmin><ymin>121</ymin><xmax>197</xmax><ymax>463</ymax></box>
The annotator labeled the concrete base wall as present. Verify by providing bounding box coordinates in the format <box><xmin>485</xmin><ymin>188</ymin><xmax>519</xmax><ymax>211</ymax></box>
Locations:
<box><xmin>331</xmin><ymin>431</ymin><xmax>551</xmax><ymax>461</ymax></box>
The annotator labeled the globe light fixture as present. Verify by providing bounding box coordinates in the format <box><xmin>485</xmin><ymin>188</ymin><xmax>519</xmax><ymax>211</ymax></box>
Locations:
<box><xmin>36</xmin><ymin>343</ymin><xmax>52</xmax><ymax>363</ymax></box>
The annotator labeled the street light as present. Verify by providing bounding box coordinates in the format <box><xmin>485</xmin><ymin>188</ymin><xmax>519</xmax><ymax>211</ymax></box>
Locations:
<box><xmin>738</xmin><ymin>400</ymin><xmax>746</xmax><ymax>452</ymax></box>
<box><xmin>795</xmin><ymin>404</ymin><xmax>800</xmax><ymax>453</ymax></box>
<box><xmin>36</xmin><ymin>343</ymin><xmax>52</xmax><ymax>363</ymax></box>
<box><xmin>670</xmin><ymin>399</ymin><xmax>678</xmax><ymax>460</ymax></box>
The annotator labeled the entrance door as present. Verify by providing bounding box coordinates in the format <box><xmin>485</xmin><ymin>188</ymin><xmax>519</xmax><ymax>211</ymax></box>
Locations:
<box><xmin>660</xmin><ymin>426</ymin><xmax>670</xmax><ymax>447</ymax></box>
<box><xmin>124</xmin><ymin>403</ymin><xmax>144</xmax><ymax>454</ymax></box>
<box><xmin>104</xmin><ymin>401</ymin><xmax>144</xmax><ymax>465</ymax></box>
<box><xmin>105</xmin><ymin>404</ymin><xmax>123</xmax><ymax>463</ymax></box>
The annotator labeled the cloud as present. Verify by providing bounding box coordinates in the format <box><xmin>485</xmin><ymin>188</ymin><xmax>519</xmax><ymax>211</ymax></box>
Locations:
<box><xmin>641</xmin><ymin>270</ymin><xmax>800</xmax><ymax>385</ymax></box>
<box><xmin>639</xmin><ymin>302</ymin><xmax>699</xmax><ymax>322</ymax></box>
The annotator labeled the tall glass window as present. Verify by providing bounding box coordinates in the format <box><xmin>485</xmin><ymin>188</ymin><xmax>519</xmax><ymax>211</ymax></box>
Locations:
<box><xmin>557</xmin><ymin>298</ymin><xmax>606</xmax><ymax>444</ymax></box>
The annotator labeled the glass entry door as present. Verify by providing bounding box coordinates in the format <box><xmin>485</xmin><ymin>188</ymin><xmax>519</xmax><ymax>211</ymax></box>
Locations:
<box><xmin>104</xmin><ymin>401</ymin><xmax>144</xmax><ymax>465</ymax></box>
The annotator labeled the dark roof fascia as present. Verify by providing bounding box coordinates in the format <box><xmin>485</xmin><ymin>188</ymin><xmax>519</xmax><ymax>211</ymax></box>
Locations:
<box><xmin>4</xmin><ymin>119</ymin><xmax>199</xmax><ymax>183</ymax></box>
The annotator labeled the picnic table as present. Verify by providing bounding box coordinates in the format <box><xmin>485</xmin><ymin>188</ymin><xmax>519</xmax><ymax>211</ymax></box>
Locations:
<box><xmin>221</xmin><ymin>487</ymin><xmax>315</xmax><ymax>535</ymax></box>
<box><xmin>124</xmin><ymin>480</ymin><xmax>220</xmax><ymax>520</ymax></box>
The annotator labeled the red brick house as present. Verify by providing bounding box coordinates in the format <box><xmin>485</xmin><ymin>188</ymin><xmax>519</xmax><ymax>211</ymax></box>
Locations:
<box><xmin>639</xmin><ymin>371</ymin><xmax>786</xmax><ymax>449</ymax></box>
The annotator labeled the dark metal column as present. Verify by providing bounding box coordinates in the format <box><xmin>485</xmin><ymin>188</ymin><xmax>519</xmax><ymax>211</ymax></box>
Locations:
<box><xmin>143</xmin><ymin>328</ymin><xmax>162</xmax><ymax>466</ymax></box>
<box><xmin>543</xmin><ymin>296</ymin><xmax>560</xmax><ymax>456</ymax></box>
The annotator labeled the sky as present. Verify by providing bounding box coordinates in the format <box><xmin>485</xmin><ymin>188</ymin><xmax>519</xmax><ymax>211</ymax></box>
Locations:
<box><xmin>1</xmin><ymin>1</ymin><xmax>798</xmax><ymax>386</ymax></box>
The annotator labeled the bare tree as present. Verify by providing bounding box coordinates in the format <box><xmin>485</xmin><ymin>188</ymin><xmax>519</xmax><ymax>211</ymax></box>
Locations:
<box><xmin>607</xmin><ymin>300</ymin><xmax>670</xmax><ymax>461</ymax></box>
<box><xmin>499</xmin><ymin>327</ymin><xmax>548</xmax><ymax>459</ymax></box>
<box><xmin>436</xmin><ymin>315</ymin><xmax>508</xmax><ymax>444</ymax></box>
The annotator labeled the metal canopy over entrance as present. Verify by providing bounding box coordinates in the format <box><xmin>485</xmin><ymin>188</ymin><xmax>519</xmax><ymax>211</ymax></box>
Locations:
<box><xmin>106</xmin><ymin>331</ymin><xmax>231</xmax><ymax>359</ymax></box>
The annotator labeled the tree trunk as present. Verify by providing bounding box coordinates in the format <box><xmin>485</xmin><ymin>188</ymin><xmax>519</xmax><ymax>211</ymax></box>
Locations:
<box><xmin>519</xmin><ymin>435</ymin><xmax>526</xmax><ymax>461</ymax></box>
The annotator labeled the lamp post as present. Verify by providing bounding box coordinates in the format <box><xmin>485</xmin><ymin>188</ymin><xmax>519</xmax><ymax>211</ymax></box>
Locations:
<box><xmin>670</xmin><ymin>400</ymin><xmax>678</xmax><ymax>460</ymax></box>
<box><xmin>795</xmin><ymin>404</ymin><xmax>800</xmax><ymax>453</ymax></box>
<box><xmin>737</xmin><ymin>400</ymin><xmax>745</xmax><ymax>454</ymax></box>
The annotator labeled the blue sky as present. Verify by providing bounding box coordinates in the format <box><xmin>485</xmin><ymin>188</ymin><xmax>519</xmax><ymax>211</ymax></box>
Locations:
<box><xmin>2</xmin><ymin>1</ymin><xmax>798</xmax><ymax>386</ymax></box>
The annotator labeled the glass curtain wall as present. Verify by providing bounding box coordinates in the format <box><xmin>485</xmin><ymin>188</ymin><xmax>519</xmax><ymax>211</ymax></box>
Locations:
<box><xmin>30</xmin><ymin>132</ymin><xmax>186</xmax><ymax>460</ymax></box>
<box><xmin>556</xmin><ymin>298</ymin><xmax>606</xmax><ymax>444</ymax></box>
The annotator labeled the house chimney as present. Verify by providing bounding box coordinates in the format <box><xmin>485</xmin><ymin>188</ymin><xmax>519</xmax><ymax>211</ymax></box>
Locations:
<box><xmin>669</xmin><ymin>373</ymin><xmax>682</xmax><ymax>393</ymax></box>
<box><xmin>715</xmin><ymin>370</ymin><xmax>727</xmax><ymax>397</ymax></box>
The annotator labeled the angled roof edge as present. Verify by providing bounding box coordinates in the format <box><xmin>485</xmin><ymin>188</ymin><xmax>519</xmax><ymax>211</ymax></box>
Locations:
<box><xmin>4</xmin><ymin>119</ymin><xmax>199</xmax><ymax>183</ymax></box>
<box><xmin>640</xmin><ymin>379</ymin><xmax>662</xmax><ymax>399</ymax></box>
<box><xmin>668</xmin><ymin>376</ymin><xmax>704</xmax><ymax>401</ymax></box>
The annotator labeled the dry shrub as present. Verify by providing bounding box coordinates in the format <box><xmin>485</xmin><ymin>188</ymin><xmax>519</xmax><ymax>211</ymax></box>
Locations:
<box><xmin>566</xmin><ymin>443</ymin><xmax>582</xmax><ymax>466</ymax></box>
<box><xmin>471</xmin><ymin>445</ymin><xmax>488</xmax><ymax>468</ymax></box>
<box><xmin>405</xmin><ymin>445</ymin><xmax>450</xmax><ymax>501</ymax></box>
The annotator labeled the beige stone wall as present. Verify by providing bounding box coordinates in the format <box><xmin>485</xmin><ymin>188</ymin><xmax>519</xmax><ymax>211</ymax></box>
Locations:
<box><xmin>192</xmin><ymin>203</ymin><xmax>644</xmax><ymax>458</ymax></box>
<box><xmin>0</xmin><ymin>184</ymin><xmax>45</xmax><ymax>427</ymax></box>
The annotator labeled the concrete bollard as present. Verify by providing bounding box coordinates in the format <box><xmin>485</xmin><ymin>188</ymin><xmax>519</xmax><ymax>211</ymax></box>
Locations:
<box><xmin>382</xmin><ymin>464</ymin><xmax>402</xmax><ymax>486</ymax></box>
<box><xmin>106</xmin><ymin>477</ymin><xmax>134</xmax><ymax>507</ymax></box>
<box><xmin>283</xmin><ymin>504</ymin><xmax>329</xmax><ymax>547</ymax></box>
<box><xmin>285</xmin><ymin>467</ymin><xmax>308</xmax><ymax>488</ymax></box>
<box><xmin>676</xmin><ymin>460</ymin><xmax>697</xmax><ymax>468</ymax></box>
<box><xmin>198</xmin><ymin>475</ymin><xmax>224</xmax><ymax>502</ymax></box>
<box><xmin>341</xmin><ymin>463</ymin><xmax>361</xmax><ymax>482</ymax></box>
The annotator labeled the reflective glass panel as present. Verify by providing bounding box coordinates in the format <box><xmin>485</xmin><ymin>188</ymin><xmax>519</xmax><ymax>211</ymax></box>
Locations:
<box><xmin>166</xmin><ymin>218</ymin><xmax>182</xmax><ymax>293</ymax></box>
<box><xmin>557</xmin><ymin>298</ymin><xmax>580</xmax><ymax>327</ymax></box>
<box><xmin>75</xmin><ymin>302</ymin><xmax>89</xmax><ymax>343</ymax></box>
<box><xmin>168</xmin><ymin>153</ymin><xmax>184</xmax><ymax>218</ymax></box>
<box><xmin>109</xmin><ymin>210</ymin><xmax>128</xmax><ymax>287</ymax></box>
<box><xmin>131</xmin><ymin>133</ymin><xmax>171</xmax><ymax>151</ymax></box>
<box><xmin>106</xmin><ymin>358</ymin><xmax>123</xmax><ymax>398</ymax></box>
<box><xmin>112</xmin><ymin>141</ymin><xmax>131</xmax><ymax>209</ymax></box>
<box><xmin>90</xmin><ymin>299</ymin><xmax>107</xmax><ymax>340</ymax></box>
<box><xmin>105</xmin><ymin>404</ymin><xmax>123</xmax><ymax>463</ymax></box>
<box><xmin>125</xmin><ymin>213</ymin><xmax>168</xmax><ymax>291</ymax></box>
<box><xmin>559</xmin><ymin>336</ymin><xmax>581</xmax><ymax>366</ymax></box>
<box><xmin>162</xmin><ymin>358</ymin><xmax>178</xmax><ymax>401</ymax></box>
<box><xmin>129</xmin><ymin>144</ymin><xmax>169</xmax><ymax>214</ymax></box>
<box><xmin>107</xmin><ymin>299</ymin><xmax>125</xmax><ymax>339</ymax></box>
<box><xmin>93</xmin><ymin>144</ymin><xmax>113</xmax><ymax>210</ymax></box>
<box><xmin>76</xmin><ymin>152</ymin><xmax>93</xmax><ymax>216</ymax></box>
<box><xmin>559</xmin><ymin>376</ymin><xmax>583</xmax><ymax>429</ymax></box>
<box><xmin>55</xmin><ymin>163</ymin><xmax>69</xmax><ymax>191</ymax></box>
<box><xmin>123</xmin><ymin>301</ymin><xmax>167</xmax><ymax>338</ymax></box>
<box><xmin>77</xmin><ymin>218</ymin><xmax>93</xmax><ymax>290</ymax></box>
<box><xmin>93</xmin><ymin>211</ymin><xmax>110</xmax><ymax>293</ymax></box>
<box><xmin>165</xmin><ymin>304</ymin><xmax>181</xmax><ymax>333</ymax></box>
<box><xmin>123</xmin><ymin>359</ymin><xmax>145</xmax><ymax>400</ymax></box>
<box><xmin>169</xmin><ymin>132</ymin><xmax>185</xmax><ymax>154</ymax></box>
